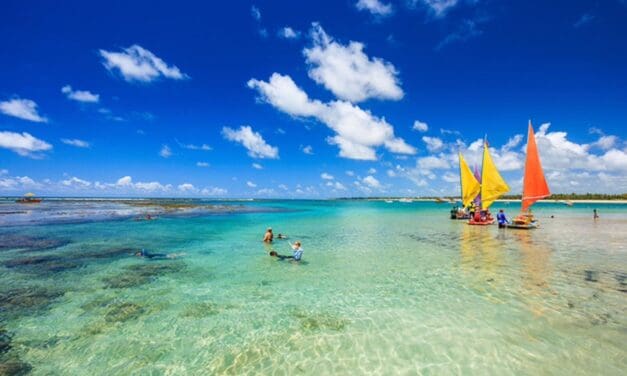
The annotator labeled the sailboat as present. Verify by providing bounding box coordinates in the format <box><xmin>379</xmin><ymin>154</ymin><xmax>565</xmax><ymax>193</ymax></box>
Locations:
<box><xmin>451</xmin><ymin>153</ymin><xmax>481</xmax><ymax>219</ymax></box>
<box><xmin>507</xmin><ymin>122</ymin><xmax>550</xmax><ymax>229</ymax></box>
<box><xmin>468</xmin><ymin>138</ymin><xmax>510</xmax><ymax>225</ymax></box>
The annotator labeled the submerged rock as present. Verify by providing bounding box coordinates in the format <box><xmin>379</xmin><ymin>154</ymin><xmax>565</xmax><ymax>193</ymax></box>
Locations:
<box><xmin>0</xmin><ymin>358</ymin><xmax>32</xmax><ymax>376</ymax></box>
<box><xmin>104</xmin><ymin>302</ymin><xmax>145</xmax><ymax>323</ymax></box>
<box><xmin>0</xmin><ymin>235</ymin><xmax>70</xmax><ymax>252</ymax></box>
<box><xmin>182</xmin><ymin>302</ymin><xmax>221</xmax><ymax>318</ymax></box>
<box><xmin>103</xmin><ymin>261</ymin><xmax>185</xmax><ymax>289</ymax></box>
<box><xmin>3</xmin><ymin>255</ymin><xmax>83</xmax><ymax>274</ymax></box>
<box><xmin>0</xmin><ymin>287</ymin><xmax>65</xmax><ymax>316</ymax></box>
<box><xmin>584</xmin><ymin>270</ymin><xmax>599</xmax><ymax>282</ymax></box>
<box><xmin>0</xmin><ymin>327</ymin><xmax>11</xmax><ymax>354</ymax></box>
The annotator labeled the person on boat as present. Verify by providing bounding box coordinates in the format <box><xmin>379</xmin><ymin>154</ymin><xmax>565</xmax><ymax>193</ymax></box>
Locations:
<box><xmin>469</xmin><ymin>202</ymin><xmax>476</xmax><ymax>218</ymax></box>
<box><xmin>497</xmin><ymin>209</ymin><xmax>509</xmax><ymax>228</ymax></box>
<box><xmin>269</xmin><ymin>241</ymin><xmax>303</xmax><ymax>262</ymax></box>
<box><xmin>135</xmin><ymin>248</ymin><xmax>178</xmax><ymax>260</ymax></box>
<box><xmin>263</xmin><ymin>227</ymin><xmax>273</xmax><ymax>243</ymax></box>
<box><xmin>473</xmin><ymin>211</ymin><xmax>481</xmax><ymax>222</ymax></box>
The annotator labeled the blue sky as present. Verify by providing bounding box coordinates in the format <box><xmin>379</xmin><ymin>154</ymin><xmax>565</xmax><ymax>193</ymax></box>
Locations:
<box><xmin>1</xmin><ymin>0</ymin><xmax>626</xmax><ymax>197</ymax></box>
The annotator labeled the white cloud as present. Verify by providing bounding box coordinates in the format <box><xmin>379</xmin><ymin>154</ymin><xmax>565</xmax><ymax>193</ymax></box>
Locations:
<box><xmin>159</xmin><ymin>145</ymin><xmax>172</xmax><ymax>158</ymax></box>
<box><xmin>302</xmin><ymin>145</ymin><xmax>314</xmax><ymax>154</ymax></box>
<box><xmin>356</xmin><ymin>0</ymin><xmax>393</xmax><ymax>16</ymax></box>
<box><xmin>248</xmin><ymin>73</ymin><xmax>415</xmax><ymax>160</ymax></box>
<box><xmin>362</xmin><ymin>175</ymin><xmax>381</xmax><ymax>188</ymax></box>
<box><xmin>413</xmin><ymin>120</ymin><xmax>428</xmax><ymax>132</ymax></box>
<box><xmin>0</xmin><ymin>131</ymin><xmax>52</xmax><ymax>157</ymax></box>
<box><xmin>592</xmin><ymin>135</ymin><xmax>618</xmax><ymax>151</ymax></box>
<box><xmin>386</xmin><ymin>169</ymin><xmax>396</xmax><ymax>177</ymax></box>
<box><xmin>328</xmin><ymin>181</ymin><xmax>347</xmax><ymax>190</ymax></box>
<box><xmin>178</xmin><ymin>183</ymin><xmax>196</xmax><ymax>192</ymax></box>
<box><xmin>321</xmin><ymin>172</ymin><xmax>334</xmax><ymax>180</ymax></box>
<box><xmin>0</xmin><ymin>169</ymin><xmax>7</xmax><ymax>175</ymax></box>
<box><xmin>99</xmin><ymin>45</ymin><xmax>189</xmax><ymax>82</ymax></box>
<box><xmin>247</xmin><ymin>181</ymin><xmax>257</xmax><ymax>188</ymax></box>
<box><xmin>61</xmin><ymin>138</ymin><xmax>90</xmax><ymax>148</ymax></box>
<box><xmin>116</xmin><ymin>176</ymin><xmax>133</xmax><ymax>186</ymax></box>
<box><xmin>303</xmin><ymin>23</ymin><xmax>403</xmax><ymax>102</ymax></box>
<box><xmin>0</xmin><ymin>98</ymin><xmax>47</xmax><ymax>122</ymax></box>
<box><xmin>422</xmin><ymin>136</ymin><xmax>444</xmax><ymax>152</ymax></box>
<box><xmin>62</xmin><ymin>176</ymin><xmax>91</xmax><ymax>188</ymax></box>
<box><xmin>346</xmin><ymin>170</ymin><xmax>355</xmax><ymax>176</ymax></box>
<box><xmin>222</xmin><ymin>125</ymin><xmax>279</xmax><ymax>159</ymax></box>
<box><xmin>412</xmin><ymin>0</ymin><xmax>459</xmax><ymax>17</ymax></box>
<box><xmin>178</xmin><ymin>141</ymin><xmax>212</xmax><ymax>151</ymax></box>
<box><xmin>61</xmin><ymin>85</ymin><xmax>99</xmax><ymax>103</ymax></box>
<box><xmin>196</xmin><ymin>161</ymin><xmax>209</xmax><ymax>167</ymax></box>
<box><xmin>201</xmin><ymin>187</ymin><xmax>227</xmax><ymax>196</ymax></box>
<box><xmin>252</xmin><ymin>163</ymin><xmax>263</xmax><ymax>169</ymax></box>
<box><xmin>417</xmin><ymin>155</ymin><xmax>450</xmax><ymax>169</ymax></box>
<box><xmin>279</xmin><ymin>26</ymin><xmax>300</xmax><ymax>39</ymax></box>
<box><xmin>0</xmin><ymin>175</ymin><xmax>40</xmax><ymax>190</ymax></box>
<box><xmin>442</xmin><ymin>172</ymin><xmax>458</xmax><ymax>183</ymax></box>
<box><xmin>368</xmin><ymin>168</ymin><xmax>377</xmax><ymax>174</ymax></box>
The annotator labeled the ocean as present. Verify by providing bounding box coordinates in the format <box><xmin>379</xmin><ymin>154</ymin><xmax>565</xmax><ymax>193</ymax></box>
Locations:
<box><xmin>1</xmin><ymin>199</ymin><xmax>625</xmax><ymax>375</ymax></box>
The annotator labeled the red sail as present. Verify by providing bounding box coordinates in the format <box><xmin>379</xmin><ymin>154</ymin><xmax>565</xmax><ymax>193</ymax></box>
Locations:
<box><xmin>522</xmin><ymin>122</ymin><xmax>550</xmax><ymax>211</ymax></box>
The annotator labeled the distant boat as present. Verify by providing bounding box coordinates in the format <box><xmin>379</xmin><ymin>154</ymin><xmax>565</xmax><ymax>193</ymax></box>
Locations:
<box><xmin>16</xmin><ymin>192</ymin><xmax>42</xmax><ymax>204</ymax></box>
<box><xmin>398</xmin><ymin>198</ymin><xmax>413</xmax><ymax>203</ymax></box>
<box><xmin>507</xmin><ymin>122</ymin><xmax>551</xmax><ymax>229</ymax></box>
<box><xmin>384</xmin><ymin>199</ymin><xmax>394</xmax><ymax>203</ymax></box>
<box><xmin>469</xmin><ymin>138</ymin><xmax>509</xmax><ymax>225</ymax></box>
<box><xmin>435</xmin><ymin>197</ymin><xmax>447</xmax><ymax>203</ymax></box>
<box><xmin>451</xmin><ymin>152</ymin><xmax>480</xmax><ymax>220</ymax></box>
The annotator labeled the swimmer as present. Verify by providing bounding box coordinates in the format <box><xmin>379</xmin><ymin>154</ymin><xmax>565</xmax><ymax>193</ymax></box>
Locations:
<box><xmin>263</xmin><ymin>227</ymin><xmax>273</xmax><ymax>243</ymax></box>
<box><xmin>135</xmin><ymin>248</ymin><xmax>179</xmax><ymax>260</ymax></box>
<box><xmin>277</xmin><ymin>233</ymin><xmax>288</xmax><ymax>239</ymax></box>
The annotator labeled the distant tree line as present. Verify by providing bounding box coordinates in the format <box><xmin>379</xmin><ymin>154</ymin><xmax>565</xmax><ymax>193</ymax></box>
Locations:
<box><xmin>337</xmin><ymin>193</ymin><xmax>627</xmax><ymax>200</ymax></box>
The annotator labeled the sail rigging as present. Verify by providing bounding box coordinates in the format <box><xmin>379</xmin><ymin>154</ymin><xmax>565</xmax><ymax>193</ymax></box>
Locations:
<box><xmin>458</xmin><ymin>153</ymin><xmax>481</xmax><ymax>208</ymax></box>
<box><xmin>521</xmin><ymin>121</ymin><xmax>550</xmax><ymax>211</ymax></box>
<box><xmin>480</xmin><ymin>140</ymin><xmax>509</xmax><ymax>210</ymax></box>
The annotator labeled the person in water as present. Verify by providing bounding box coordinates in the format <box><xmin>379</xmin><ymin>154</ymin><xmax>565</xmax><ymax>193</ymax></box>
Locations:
<box><xmin>135</xmin><ymin>248</ymin><xmax>177</xmax><ymax>260</ymax></box>
<box><xmin>269</xmin><ymin>241</ymin><xmax>303</xmax><ymax>261</ymax></box>
<box><xmin>497</xmin><ymin>209</ymin><xmax>509</xmax><ymax>228</ymax></box>
<box><xmin>263</xmin><ymin>227</ymin><xmax>273</xmax><ymax>243</ymax></box>
<box><xmin>593</xmin><ymin>209</ymin><xmax>599</xmax><ymax>219</ymax></box>
<box><xmin>277</xmin><ymin>233</ymin><xmax>288</xmax><ymax>239</ymax></box>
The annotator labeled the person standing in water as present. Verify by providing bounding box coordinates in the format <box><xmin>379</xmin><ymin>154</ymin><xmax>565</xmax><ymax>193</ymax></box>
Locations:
<box><xmin>263</xmin><ymin>227</ymin><xmax>273</xmax><ymax>243</ymax></box>
<box><xmin>593</xmin><ymin>209</ymin><xmax>599</xmax><ymax>219</ymax></box>
<box><xmin>497</xmin><ymin>209</ymin><xmax>509</xmax><ymax>228</ymax></box>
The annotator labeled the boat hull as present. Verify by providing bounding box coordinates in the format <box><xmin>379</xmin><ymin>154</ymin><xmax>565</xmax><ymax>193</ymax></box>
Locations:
<box><xmin>506</xmin><ymin>222</ymin><xmax>538</xmax><ymax>229</ymax></box>
<box><xmin>468</xmin><ymin>218</ymin><xmax>495</xmax><ymax>225</ymax></box>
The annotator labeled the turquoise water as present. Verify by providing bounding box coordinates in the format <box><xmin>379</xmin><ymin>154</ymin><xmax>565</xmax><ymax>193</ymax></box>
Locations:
<box><xmin>1</xmin><ymin>200</ymin><xmax>626</xmax><ymax>375</ymax></box>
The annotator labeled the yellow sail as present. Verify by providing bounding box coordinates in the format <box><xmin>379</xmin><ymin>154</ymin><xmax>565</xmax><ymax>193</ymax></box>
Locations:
<box><xmin>481</xmin><ymin>141</ymin><xmax>509</xmax><ymax>209</ymax></box>
<box><xmin>459</xmin><ymin>152</ymin><xmax>481</xmax><ymax>208</ymax></box>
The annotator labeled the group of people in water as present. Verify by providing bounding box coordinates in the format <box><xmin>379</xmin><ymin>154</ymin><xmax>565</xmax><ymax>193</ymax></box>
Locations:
<box><xmin>263</xmin><ymin>227</ymin><xmax>304</xmax><ymax>262</ymax></box>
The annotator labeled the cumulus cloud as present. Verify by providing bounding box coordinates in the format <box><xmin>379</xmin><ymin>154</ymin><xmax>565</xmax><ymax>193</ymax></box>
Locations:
<box><xmin>0</xmin><ymin>98</ymin><xmax>47</xmax><ymax>122</ymax></box>
<box><xmin>248</xmin><ymin>73</ymin><xmax>415</xmax><ymax>160</ymax></box>
<box><xmin>362</xmin><ymin>175</ymin><xmax>381</xmax><ymax>188</ymax></box>
<box><xmin>196</xmin><ymin>161</ymin><xmax>209</xmax><ymax>167</ymax></box>
<box><xmin>252</xmin><ymin>163</ymin><xmax>263</xmax><ymax>169</ymax></box>
<box><xmin>178</xmin><ymin>183</ymin><xmax>196</xmax><ymax>192</ymax></box>
<box><xmin>321</xmin><ymin>172</ymin><xmax>334</xmax><ymax>180</ymax></box>
<box><xmin>303</xmin><ymin>23</ymin><xmax>403</xmax><ymax>102</ymax></box>
<box><xmin>99</xmin><ymin>45</ymin><xmax>189</xmax><ymax>82</ymax></box>
<box><xmin>278</xmin><ymin>26</ymin><xmax>300</xmax><ymax>39</ymax></box>
<box><xmin>159</xmin><ymin>145</ymin><xmax>172</xmax><ymax>158</ymax></box>
<box><xmin>251</xmin><ymin>5</ymin><xmax>261</xmax><ymax>21</ymax></box>
<box><xmin>422</xmin><ymin>136</ymin><xmax>444</xmax><ymax>152</ymax></box>
<box><xmin>222</xmin><ymin>125</ymin><xmax>279</xmax><ymax>159</ymax></box>
<box><xmin>302</xmin><ymin>145</ymin><xmax>314</xmax><ymax>154</ymax></box>
<box><xmin>0</xmin><ymin>131</ymin><xmax>52</xmax><ymax>157</ymax></box>
<box><xmin>368</xmin><ymin>168</ymin><xmax>377</xmax><ymax>174</ymax></box>
<box><xmin>246</xmin><ymin>181</ymin><xmax>257</xmax><ymax>188</ymax></box>
<box><xmin>61</xmin><ymin>85</ymin><xmax>99</xmax><ymax>103</ymax></box>
<box><xmin>61</xmin><ymin>138</ymin><xmax>90</xmax><ymax>148</ymax></box>
<box><xmin>355</xmin><ymin>0</ymin><xmax>393</xmax><ymax>16</ymax></box>
<box><xmin>202</xmin><ymin>187</ymin><xmax>227</xmax><ymax>196</ymax></box>
<box><xmin>62</xmin><ymin>176</ymin><xmax>91</xmax><ymax>188</ymax></box>
<box><xmin>413</xmin><ymin>120</ymin><xmax>428</xmax><ymax>132</ymax></box>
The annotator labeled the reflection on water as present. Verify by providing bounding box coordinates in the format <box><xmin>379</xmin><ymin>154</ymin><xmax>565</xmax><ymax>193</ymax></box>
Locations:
<box><xmin>0</xmin><ymin>200</ymin><xmax>625</xmax><ymax>375</ymax></box>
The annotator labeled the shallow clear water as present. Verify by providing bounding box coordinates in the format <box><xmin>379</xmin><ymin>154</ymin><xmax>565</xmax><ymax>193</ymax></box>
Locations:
<box><xmin>1</xmin><ymin>200</ymin><xmax>626</xmax><ymax>375</ymax></box>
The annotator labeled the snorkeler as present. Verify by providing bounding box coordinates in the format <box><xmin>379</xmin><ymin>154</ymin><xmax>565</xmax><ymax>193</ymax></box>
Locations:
<box><xmin>135</xmin><ymin>249</ymin><xmax>179</xmax><ymax>260</ymax></box>
<box><xmin>277</xmin><ymin>233</ymin><xmax>288</xmax><ymax>239</ymax></box>
<box><xmin>269</xmin><ymin>241</ymin><xmax>303</xmax><ymax>261</ymax></box>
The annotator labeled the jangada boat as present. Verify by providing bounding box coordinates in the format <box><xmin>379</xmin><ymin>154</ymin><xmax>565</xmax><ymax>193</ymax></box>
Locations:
<box><xmin>16</xmin><ymin>192</ymin><xmax>42</xmax><ymax>203</ymax></box>
<box><xmin>450</xmin><ymin>152</ymin><xmax>480</xmax><ymax>220</ymax></box>
<box><xmin>468</xmin><ymin>138</ymin><xmax>509</xmax><ymax>225</ymax></box>
<box><xmin>507</xmin><ymin>122</ymin><xmax>551</xmax><ymax>230</ymax></box>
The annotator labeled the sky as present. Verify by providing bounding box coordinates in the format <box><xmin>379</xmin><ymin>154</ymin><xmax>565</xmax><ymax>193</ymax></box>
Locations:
<box><xmin>1</xmin><ymin>0</ymin><xmax>626</xmax><ymax>198</ymax></box>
